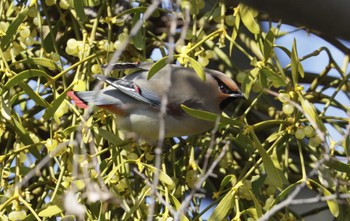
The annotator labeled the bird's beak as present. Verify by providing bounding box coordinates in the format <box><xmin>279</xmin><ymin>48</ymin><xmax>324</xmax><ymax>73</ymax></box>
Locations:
<box><xmin>229</xmin><ymin>91</ymin><xmax>245</xmax><ymax>99</ymax></box>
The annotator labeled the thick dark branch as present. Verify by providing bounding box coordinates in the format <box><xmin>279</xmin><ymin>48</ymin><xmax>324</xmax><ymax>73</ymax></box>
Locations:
<box><xmin>236</xmin><ymin>0</ymin><xmax>350</xmax><ymax>41</ymax></box>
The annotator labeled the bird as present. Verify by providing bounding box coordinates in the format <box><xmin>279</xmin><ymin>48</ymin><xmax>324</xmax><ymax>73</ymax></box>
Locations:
<box><xmin>67</xmin><ymin>63</ymin><xmax>244</xmax><ymax>140</ymax></box>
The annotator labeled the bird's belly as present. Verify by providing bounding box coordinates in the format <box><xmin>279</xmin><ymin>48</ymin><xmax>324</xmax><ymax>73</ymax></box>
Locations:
<box><xmin>116</xmin><ymin>111</ymin><xmax>214</xmax><ymax>140</ymax></box>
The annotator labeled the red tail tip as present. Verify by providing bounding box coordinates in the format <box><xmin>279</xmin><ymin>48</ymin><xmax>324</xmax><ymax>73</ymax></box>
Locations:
<box><xmin>67</xmin><ymin>91</ymin><xmax>89</xmax><ymax>109</ymax></box>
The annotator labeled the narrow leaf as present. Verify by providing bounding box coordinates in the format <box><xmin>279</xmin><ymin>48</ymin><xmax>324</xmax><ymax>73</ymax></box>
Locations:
<box><xmin>20</xmin><ymin>58</ymin><xmax>61</xmax><ymax>70</ymax></box>
<box><xmin>188</xmin><ymin>56</ymin><xmax>205</xmax><ymax>81</ymax></box>
<box><xmin>148</xmin><ymin>57</ymin><xmax>168</xmax><ymax>80</ymax></box>
<box><xmin>4</xmin><ymin>70</ymin><xmax>51</xmax><ymax>89</ymax></box>
<box><xmin>142</xmin><ymin>163</ymin><xmax>174</xmax><ymax>186</ymax></box>
<box><xmin>209</xmin><ymin>188</ymin><xmax>235</xmax><ymax>221</ymax></box>
<box><xmin>1</xmin><ymin>8</ymin><xmax>29</xmax><ymax>50</ymax></box>
<box><xmin>1</xmin><ymin>91</ymin><xmax>11</xmax><ymax>120</ymax></box>
<box><xmin>38</xmin><ymin>205</ymin><xmax>63</xmax><ymax>217</ymax></box>
<box><xmin>73</xmin><ymin>0</ymin><xmax>87</xmax><ymax>22</ymax></box>
<box><xmin>83</xmin><ymin>0</ymin><xmax>101</xmax><ymax>6</ymax></box>
<box><xmin>229</xmin><ymin>13</ymin><xmax>240</xmax><ymax>56</ymax></box>
<box><xmin>43</xmin><ymin>21</ymin><xmax>62</xmax><ymax>53</ymax></box>
<box><xmin>271</xmin><ymin>182</ymin><xmax>299</xmax><ymax>207</ymax></box>
<box><xmin>95</xmin><ymin>127</ymin><xmax>124</xmax><ymax>146</ymax></box>
<box><xmin>310</xmin><ymin>179</ymin><xmax>339</xmax><ymax>217</ymax></box>
<box><xmin>11</xmin><ymin>116</ymin><xmax>34</xmax><ymax>146</ymax></box>
<box><xmin>19</xmin><ymin>82</ymin><xmax>49</xmax><ymax>107</ymax></box>
<box><xmin>219</xmin><ymin>175</ymin><xmax>237</xmax><ymax>191</ymax></box>
<box><xmin>239</xmin><ymin>4</ymin><xmax>260</xmax><ymax>34</ymax></box>
<box><xmin>124</xmin><ymin>187</ymin><xmax>151</xmax><ymax>220</ymax></box>
<box><xmin>260</xmin><ymin>66</ymin><xmax>287</xmax><ymax>87</ymax></box>
<box><xmin>290</xmin><ymin>39</ymin><xmax>304</xmax><ymax>85</ymax></box>
<box><xmin>298</xmin><ymin>93</ymin><xmax>326</xmax><ymax>132</ymax></box>
<box><xmin>43</xmin><ymin>91</ymin><xmax>68</xmax><ymax>120</ymax></box>
<box><xmin>181</xmin><ymin>104</ymin><xmax>242</xmax><ymax>126</ymax></box>
<box><xmin>325</xmin><ymin>159</ymin><xmax>350</xmax><ymax>174</ymax></box>
<box><xmin>169</xmin><ymin>194</ymin><xmax>190</xmax><ymax>221</ymax></box>
<box><xmin>116</xmin><ymin>7</ymin><xmax>160</xmax><ymax>19</ymax></box>
<box><xmin>263</xmin><ymin>30</ymin><xmax>275</xmax><ymax>60</ymax></box>
<box><xmin>132</xmin><ymin>12</ymin><xmax>144</xmax><ymax>50</ymax></box>
<box><xmin>250</xmin><ymin>190</ymin><xmax>263</xmax><ymax>217</ymax></box>
<box><xmin>242</xmin><ymin>67</ymin><xmax>259</xmax><ymax>98</ymax></box>
<box><xmin>250</xmin><ymin>130</ymin><xmax>284</xmax><ymax>188</ymax></box>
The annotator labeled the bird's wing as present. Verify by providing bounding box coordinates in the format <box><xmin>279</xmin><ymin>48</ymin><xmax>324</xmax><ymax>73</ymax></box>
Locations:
<box><xmin>94</xmin><ymin>74</ymin><xmax>161</xmax><ymax>108</ymax></box>
<box><xmin>100</xmin><ymin>62</ymin><xmax>153</xmax><ymax>70</ymax></box>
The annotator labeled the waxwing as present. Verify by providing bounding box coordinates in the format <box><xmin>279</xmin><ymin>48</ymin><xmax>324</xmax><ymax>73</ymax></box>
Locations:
<box><xmin>67</xmin><ymin>63</ymin><xmax>244</xmax><ymax>140</ymax></box>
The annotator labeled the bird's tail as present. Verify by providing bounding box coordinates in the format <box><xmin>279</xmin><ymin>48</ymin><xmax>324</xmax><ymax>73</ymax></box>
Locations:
<box><xmin>67</xmin><ymin>91</ymin><xmax>94</xmax><ymax>108</ymax></box>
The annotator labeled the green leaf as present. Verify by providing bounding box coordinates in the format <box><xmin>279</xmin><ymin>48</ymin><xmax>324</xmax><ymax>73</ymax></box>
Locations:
<box><xmin>62</xmin><ymin>125</ymin><xmax>80</xmax><ymax>137</ymax></box>
<box><xmin>260</xmin><ymin>66</ymin><xmax>287</xmax><ymax>88</ymax></box>
<box><xmin>124</xmin><ymin>187</ymin><xmax>151</xmax><ymax>220</ymax></box>
<box><xmin>1</xmin><ymin>8</ymin><xmax>29</xmax><ymax>50</ymax></box>
<box><xmin>219</xmin><ymin>175</ymin><xmax>237</xmax><ymax>191</ymax></box>
<box><xmin>242</xmin><ymin>67</ymin><xmax>259</xmax><ymax>98</ymax></box>
<box><xmin>19</xmin><ymin>82</ymin><xmax>48</xmax><ymax>107</ymax></box>
<box><xmin>263</xmin><ymin>30</ymin><xmax>276</xmax><ymax>60</ymax></box>
<box><xmin>181</xmin><ymin>104</ymin><xmax>242</xmax><ymax>126</ymax></box>
<box><xmin>11</xmin><ymin>116</ymin><xmax>34</xmax><ymax>146</ymax></box>
<box><xmin>290</xmin><ymin>39</ymin><xmax>304</xmax><ymax>85</ymax></box>
<box><xmin>271</xmin><ymin>182</ymin><xmax>299</xmax><ymax>207</ymax></box>
<box><xmin>132</xmin><ymin>12</ymin><xmax>144</xmax><ymax>50</ymax></box>
<box><xmin>43</xmin><ymin>21</ymin><xmax>62</xmax><ymax>53</ymax></box>
<box><xmin>142</xmin><ymin>163</ymin><xmax>174</xmax><ymax>186</ymax></box>
<box><xmin>325</xmin><ymin>159</ymin><xmax>350</xmax><ymax>174</ymax></box>
<box><xmin>229</xmin><ymin>15</ymin><xmax>240</xmax><ymax>56</ymax></box>
<box><xmin>148</xmin><ymin>57</ymin><xmax>168</xmax><ymax>80</ymax></box>
<box><xmin>275</xmin><ymin>45</ymin><xmax>291</xmax><ymax>57</ymax></box>
<box><xmin>235</xmin><ymin>133</ymin><xmax>255</xmax><ymax>154</ymax></box>
<box><xmin>188</xmin><ymin>56</ymin><xmax>205</xmax><ymax>81</ymax></box>
<box><xmin>244</xmin><ymin>208</ymin><xmax>258</xmax><ymax>219</ymax></box>
<box><xmin>291</xmin><ymin>39</ymin><xmax>299</xmax><ymax>85</ymax></box>
<box><xmin>83</xmin><ymin>0</ymin><xmax>101</xmax><ymax>6</ymax></box>
<box><xmin>1</xmin><ymin>91</ymin><xmax>11</xmax><ymax>120</ymax></box>
<box><xmin>43</xmin><ymin>91</ymin><xmax>68</xmax><ymax>121</ymax></box>
<box><xmin>169</xmin><ymin>194</ymin><xmax>190</xmax><ymax>221</ymax></box>
<box><xmin>345</xmin><ymin>133</ymin><xmax>350</xmax><ymax>157</ymax></box>
<box><xmin>250</xmin><ymin>190</ymin><xmax>263</xmax><ymax>218</ymax></box>
<box><xmin>310</xmin><ymin>179</ymin><xmax>339</xmax><ymax>217</ymax></box>
<box><xmin>4</xmin><ymin>69</ymin><xmax>52</xmax><ymax>89</ymax></box>
<box><xmin>38</xmin><ymin>205</ymin><xmax>63</xmax><ymax>217</ymax></box>
<box><xmin>95</xmin><ymin>127</ymin><xmax>124</xmax><ymax>146</ymax></box>
<box><xmin>250</xmin><ymin>130</ymin><xmax>285</xmax><ymax>188</ymax></box>
<box><xmin>116</xmin><ymin>7</ymin><xmax>160</xmax><ymax>19</ymax></box>
<box><xmin>239</xmin><ymin>3</ymin><xmax>260</xmax><ymax>34</ymax></box>
<box><xmin>208</xmin><ymin>188</ymin><xmax>235</xmax><ymax>221</ymax></box>
<box><xmin>20</xmin><ymin>58</ymin><xmax>61</xmax><ymax>70</ymax></box>
<box><xmin>73</xmin><ymin>0</ymin><xmax>87</xmax><ymax>22</ymax></box>
<box><xmin>298</xmin><ymin>93</ymin><xmax>326</xmax><ymax>132</ymax></box>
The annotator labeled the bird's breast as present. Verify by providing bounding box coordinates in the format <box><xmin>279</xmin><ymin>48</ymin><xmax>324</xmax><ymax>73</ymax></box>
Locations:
<box><xmin>115</xmin><ymin>109</ymin><xmax>214</xmax><ymax>140</ymax></box>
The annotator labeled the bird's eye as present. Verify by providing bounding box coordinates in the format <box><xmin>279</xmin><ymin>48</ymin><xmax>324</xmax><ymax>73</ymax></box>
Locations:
<box><xmin>218</xmin><ymin>81</ymin><xmax>233</xmax><ymax>94</ymax></box>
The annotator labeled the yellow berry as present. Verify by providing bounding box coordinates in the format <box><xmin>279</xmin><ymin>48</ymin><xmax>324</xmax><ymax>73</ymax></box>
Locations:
<box><xmin>51</xmin><ymin>52</ymin><xmax>60</xmax><ymax>62</ymax></box>
<box><xmin>59</xmin><ymin>0</ymin><xmax>70</xmax><ymax>9</ymax></box>
<box><xmin>225</xmin><ymin>15</ymin><xmax>235</xmax><ymax>26</ymax></box>
<box><xmin>91</xmin><ymin>64</ymin><xmax>100</xmax><ymax>74</ymax></box>
<box><xmin>295</xmin><ymin>128</ymin><xmax>305</xmax><ymax>140</ymax></box>
<box><xmin>278</xmin><ymin>93</ymin><xmax>290</xmax><ymax>103</ymax></box>
<box><xmin>197</xmin><ymin>55</ymin><xmax>209</xmax><ymax>67</ymax></box>
<box><xmin>20</xmin><ymin>28</ymin><xmax>31</xmax><ymax>38</ymax></box>
<box><xmin>8</xmin><ymin>211</ymin><xmax>27</xmax><ymax>221</ymax></box>
<box><xmin>45</xmin><ymin>0</ymin><xmax>56</xmax><ymax>6</ymax></box>
<box><xmin>303</xmin><ymin>125</ymin><xmax>315</xmax><ymax>138</ymax></box>
<box><xmin>282</xmin><ymin>103</ymin><xmax>294</xmax><ymax>115</ymax></box>
<box><xmin>309</xmin><ymin>135</ymin><xmax>322</xmax><ymax>147</ymax></box>
<box><xmin>67</xmin><ymin>38</ymin><xmax>78</xmax><ymax>49</ymax></box>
